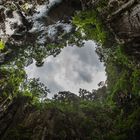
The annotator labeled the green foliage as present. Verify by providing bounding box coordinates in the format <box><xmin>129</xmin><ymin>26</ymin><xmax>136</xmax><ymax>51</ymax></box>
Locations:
<box><xmin>0</xmin><ymin>68</ymin><xmax>49</xmax><ymax>107</ymax></box>
<box><xmin>0</xmin><ymin>67</ymin><xmax>26</xmax><ymax>98</ymax></box>
<box><xmin>113</xmin><ymin>46</ymin><xmax>133</xmax><ymax>68</ymax></box>
<box><xmin>47</xmin><ymin>44</ymin><xmax>63</xmax><ymax>50</ymax></box>
<box><xmin>111</xmin><ymin>107</ymin><xmax>140</xmax><ymax>140</ymax></box>
<box><xmin>24</xmin><ymin>78</ymin><xmax>50</xmax><ymax>99</ymax></box>
<box><xmin>73</xmin><ymin>10</ymin><xmax>108</xmax><ymax>45</ymax></box>
<box><xmin>42</xmin><ymin>99</ymin><xmax>115</xmax><ymax>140</ymax></box>
<box><xmin>112</xmin><ymin>71</ymin><xmax>129</xmax><ymax>94</ymax></box>
<box><xmin>0</xmin><ymin>40</ymin><xmax>5</xmax><ymax>50</ymax></box>
<box><xmin>131</xmin><ymin>69</ymin><xmax>140</xmax><ymax>94</ymax></box>
<box><xmin>106</xmin><ymin>45</ymin><xmax>140</xmax><ymax>99</ymax></box>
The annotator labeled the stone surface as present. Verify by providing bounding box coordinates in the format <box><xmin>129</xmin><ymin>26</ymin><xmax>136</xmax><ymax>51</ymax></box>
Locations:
<box><xmin>108</xmin><ymin>1</ymin><xmax>140</xmax><ymax>44</ymax></box>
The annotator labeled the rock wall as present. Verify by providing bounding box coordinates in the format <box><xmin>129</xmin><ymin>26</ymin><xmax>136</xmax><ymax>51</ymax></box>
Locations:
<box><xmin>107</xmin><ymin>0</ymin><xmax>140</xmax><ymax>45</ymax></box>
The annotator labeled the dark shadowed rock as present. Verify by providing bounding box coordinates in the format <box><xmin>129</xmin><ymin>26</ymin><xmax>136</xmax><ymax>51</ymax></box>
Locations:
<box><xmin>107</xmin><ymin>0</ymin><xmax>140</xmax><ymax>45</ymax></box>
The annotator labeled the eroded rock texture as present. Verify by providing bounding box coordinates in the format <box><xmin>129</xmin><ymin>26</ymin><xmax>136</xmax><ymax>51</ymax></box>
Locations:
<box><xmin>107</xmin><ymin>0</ymin><xmax>140</xmax><ymax>45</ymax></box>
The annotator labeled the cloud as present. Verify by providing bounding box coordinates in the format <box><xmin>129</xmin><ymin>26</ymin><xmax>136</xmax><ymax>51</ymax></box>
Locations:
<box><xmin>25</xmin><ymin>40</ymin><xmax>106</xmax><ymax>96</ymax></box>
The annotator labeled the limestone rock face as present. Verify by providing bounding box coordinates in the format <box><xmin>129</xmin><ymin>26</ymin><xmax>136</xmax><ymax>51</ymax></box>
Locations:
<box><xmin>108</xmin><ymin>0</ymin><xmax>140</xmax><ymax>45</ymax></box>
<box><xmin>80</xmin><ymin>0</ymin><xmax>140</xmax><ymax>45</ymax></box>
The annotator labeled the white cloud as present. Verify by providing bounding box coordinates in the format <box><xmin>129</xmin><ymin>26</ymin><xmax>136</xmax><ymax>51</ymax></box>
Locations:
<box><xmin>25</xmin><ymin>40</ymin><xmax>106</xmax><ymax>96</ymax></box>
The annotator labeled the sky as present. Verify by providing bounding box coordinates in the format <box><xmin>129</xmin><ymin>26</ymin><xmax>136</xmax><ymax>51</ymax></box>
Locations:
<box><xmin>25</xmin><ymin>40</ymin><xmax>106</xmax><ymax>97</ymax></box>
